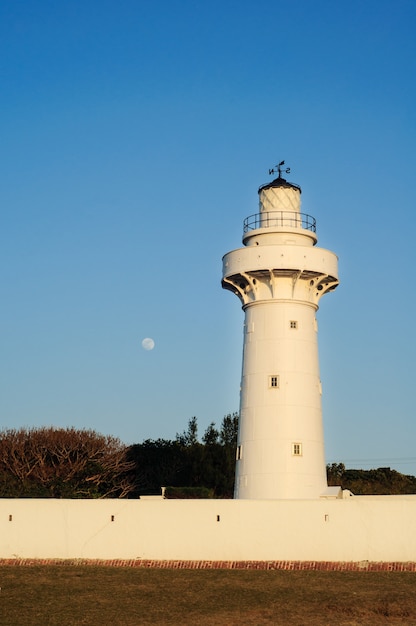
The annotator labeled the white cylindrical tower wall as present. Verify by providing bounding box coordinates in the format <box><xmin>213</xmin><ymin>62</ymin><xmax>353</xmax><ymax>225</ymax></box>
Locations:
<box><xmin>238</xmin><ymin>298</ymin><xmax>325</xmax><ymax>500</ymax></box>
<box><xmin>222</xmin><ymin>174</ymin><xmax>339</xmax><ymax>500</ymax></box>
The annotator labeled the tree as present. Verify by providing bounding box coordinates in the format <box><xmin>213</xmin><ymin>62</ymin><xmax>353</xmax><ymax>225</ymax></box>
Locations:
<box><xmin>326</xmin><ymin>463</ymin><xmax>416</xmax><ymax>495</ymax></box>
<box><xmin>220</xmin><ymin>413</ymin><xmax>238</xmax><ymax>447</ymax></box>
<box><xmin>127</xmin><ymin>438</ymin><xmax>186</xmax><ymax>497</ymax></box>
<box><xmin>128</xmin><ymin>415</ymin><xmax>239</xmax><ymax>498</ymax></box>
<box><xmin>202</xmin><ymin>423</ymin><xmax>219</xmax><ymax>446</ymax></box>
<box><xmin>176</xmin><ymin>416</ymin><xmax>198</xmax><ymax>446</ymax></box>
<box><xmin>0</xmin><ymin>427</ymin><xmax>135</xmax><ymax>498</ymax></box>
<box><xmin>326</xmin><ymin>462</ymin><xmax>345</xmax><ymax>483</ymax></box>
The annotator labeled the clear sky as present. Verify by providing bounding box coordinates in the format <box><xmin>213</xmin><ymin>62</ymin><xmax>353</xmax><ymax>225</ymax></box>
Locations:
<box><xmin>1</xmin><ymin>0</ymin><xmax>415</xmax><ymax>474</ymax></box>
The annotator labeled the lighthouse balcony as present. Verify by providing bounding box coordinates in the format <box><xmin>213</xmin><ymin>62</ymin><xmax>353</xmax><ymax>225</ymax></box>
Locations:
<box><xmin>244</xmin><ymin>211</ymin><xmax>316</xmax><ymax>233</ymax></box>
<box><xmin>242</xmin><ymin>211</ymin><xmax>317</xmax><ymax>246</ymax></box>
<box><xmin>222</xmin><ymin>244</ymin><xmax>339</xmax><ymax>285</ymax></box>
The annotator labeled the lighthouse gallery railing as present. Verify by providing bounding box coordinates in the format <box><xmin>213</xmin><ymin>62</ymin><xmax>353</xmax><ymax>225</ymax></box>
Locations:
<box><xmin>243</xmin><ymin>211</ymin><xmax>316</xmax><ymax>233</ymax></box>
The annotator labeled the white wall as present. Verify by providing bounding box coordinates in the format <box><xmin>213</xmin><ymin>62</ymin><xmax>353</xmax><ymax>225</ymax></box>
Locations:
<box><xmin>2</xmin><ymin>496</ymin><xmax>416</xmax><ymax>562</ymax></box>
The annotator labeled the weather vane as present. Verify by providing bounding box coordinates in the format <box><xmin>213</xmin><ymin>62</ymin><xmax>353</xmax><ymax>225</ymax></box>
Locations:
<box><xmin>269</xmin><ymin>160</ymin><xmax>290</xmax><ymax>178</ymax></box>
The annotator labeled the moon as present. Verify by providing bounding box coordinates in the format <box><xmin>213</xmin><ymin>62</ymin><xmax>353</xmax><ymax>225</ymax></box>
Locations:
<box><xmin>141</xmin><ymin>337</ymin><xmax>155</xmax><ymax>351</ymax></box>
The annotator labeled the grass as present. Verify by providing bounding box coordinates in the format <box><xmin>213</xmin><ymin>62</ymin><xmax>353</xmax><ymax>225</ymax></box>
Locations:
<box><xmin>0</xmin><ymin>566</ymin><xmax>416</xmax><ymax>625</ymax></box>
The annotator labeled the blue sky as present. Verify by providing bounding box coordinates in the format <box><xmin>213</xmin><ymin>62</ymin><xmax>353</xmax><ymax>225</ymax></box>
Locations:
<box><xmin>1</xmin><ymin>0</ymin><xmax>415</xmax><ymax>474</ymax></box>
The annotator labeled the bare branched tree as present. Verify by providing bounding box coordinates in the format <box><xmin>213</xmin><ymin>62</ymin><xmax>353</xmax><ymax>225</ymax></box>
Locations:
<box><xmin>0</xmin><ymin>427</ymin><xmax>135</xmax><ymax>498</ymax></box>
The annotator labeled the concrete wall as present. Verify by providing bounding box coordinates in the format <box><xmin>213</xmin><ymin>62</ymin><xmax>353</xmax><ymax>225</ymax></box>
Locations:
<box><xmin>2</xmin><ymin>496</ymin><xmax>416</xmax><ymax>563</ymax></box>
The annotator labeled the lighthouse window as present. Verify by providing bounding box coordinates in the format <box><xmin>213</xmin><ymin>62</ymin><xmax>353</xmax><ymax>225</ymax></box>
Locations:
<box><xmin>292</xmin><ymin>443</ymin><xmax>302</xmax><ymax>456</ymax></box>
<box><xmin>290</xmin><ymin>320</ymin><xmax>298</xmax><ymax>329</ymax></box>
<box><xmin>236</xmin><ymin>445</ymin><xmax>242</xmax><ymax>460</ymax></box>
<box><xmin>269</xmin><ymin>375</ymin><xmax>279</xmax><ymax>388</ymax></box>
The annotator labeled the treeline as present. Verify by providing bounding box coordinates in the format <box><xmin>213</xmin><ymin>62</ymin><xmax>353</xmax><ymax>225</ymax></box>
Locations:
<box><xmin>127</xmin><ymin>414</ymin><xmax>238</xmax><ymax>498</ymax></box>
<box><xmin>327</xmin><ymin>463</ymin><xmax>416</xmax><ymax>495</ymax></box>
<box><xmin>0</xmin><ymin>414</ymin><xmax>238</xmax><ymax>499</ymax></box>
<box><xmin>1</xmin><ymin>420</ymin><xmax>415</xmax><ymax>498</ymax></box>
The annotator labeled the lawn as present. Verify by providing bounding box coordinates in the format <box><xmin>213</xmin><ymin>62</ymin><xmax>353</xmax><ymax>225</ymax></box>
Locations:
<box><xmin>0</xmin><ymin>566</ymin><xmax>415</xmax><ymax>625</ymax></box>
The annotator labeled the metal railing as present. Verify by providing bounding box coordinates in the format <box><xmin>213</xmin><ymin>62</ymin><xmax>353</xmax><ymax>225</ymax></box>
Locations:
<box><xmin>243</xmin><ymin>211</ymin><xmax>316</xmax><ymax>233</ymax></box>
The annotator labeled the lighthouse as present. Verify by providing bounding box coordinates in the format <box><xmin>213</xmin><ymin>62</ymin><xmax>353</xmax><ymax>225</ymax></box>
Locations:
<box><xmin>222</xmin><ymin>163</ymin><xmax>339</xmax><ymax>499</ymax></box>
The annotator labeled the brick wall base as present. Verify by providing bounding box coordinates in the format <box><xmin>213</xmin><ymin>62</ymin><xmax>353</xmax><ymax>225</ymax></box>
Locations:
<box><xmin>1</xmin><ymin>559</ymin><xmax>416</xmax><ymax>571</ymax></box>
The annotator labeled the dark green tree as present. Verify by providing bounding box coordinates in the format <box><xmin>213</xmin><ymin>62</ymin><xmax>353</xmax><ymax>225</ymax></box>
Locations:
<box><xmin>128</xmin><ymin>415</ymin><xmax>238</xmax><ymax>498</ymax></box>
<box><xmin>202</xmin><ymin>423</ymin><xmax>219</xmax><ymax>446</ymax></box>
<box><xmin>176</xmin><ymin>416</ymin><xmax>198</xmax><ymax>446</ymax></box>
<box><xmin>327</xmin><ymin>464</ymin><xmax>416</xmax><ymax>495</ymax></box>
<box><xmin>220</xmin><ymin>413</ymin><xmax>239</xmax><ymax>447</ymax></box>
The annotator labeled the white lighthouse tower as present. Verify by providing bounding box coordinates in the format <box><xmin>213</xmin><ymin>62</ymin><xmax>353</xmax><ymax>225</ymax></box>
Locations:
<box><xmin>222</xmin><ymin>163</ymin><xmax>339</xmax><ymax>500</ymax></box>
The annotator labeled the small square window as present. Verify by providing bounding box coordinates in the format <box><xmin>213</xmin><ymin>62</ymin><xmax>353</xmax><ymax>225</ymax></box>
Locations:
<box><xmin>290</xmin><ymin>320</ymin><xmax>298</xmax><ymax>329</ymax></box>
<box><xmin>292</xmin><ymin>443</ymin><xmax>302</xmax><ymax>456</ymax></box>
<box><xmin>269</xmin><ymin>375</ymin><xmax>279</xmax><ymax>388</ymax></box>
